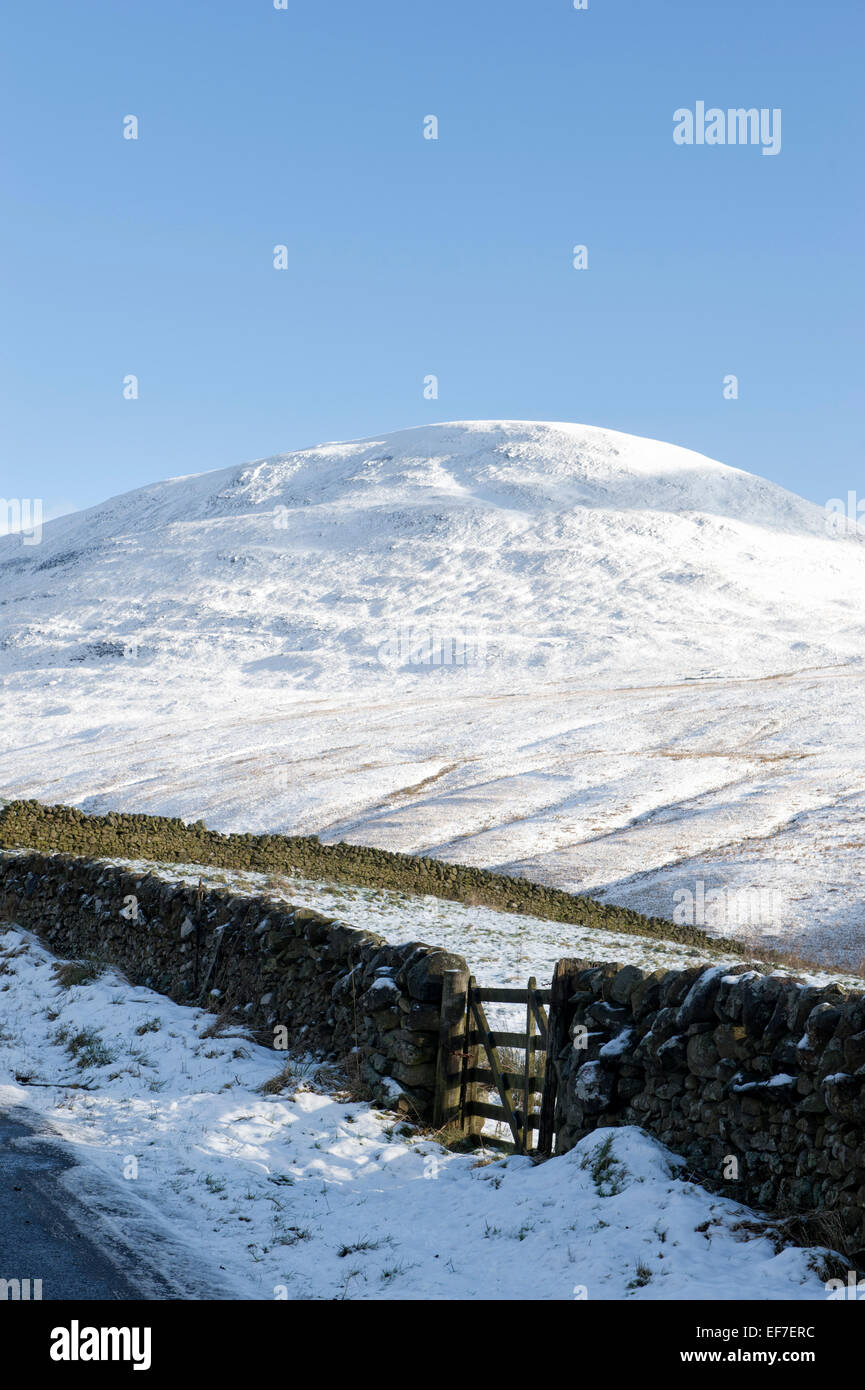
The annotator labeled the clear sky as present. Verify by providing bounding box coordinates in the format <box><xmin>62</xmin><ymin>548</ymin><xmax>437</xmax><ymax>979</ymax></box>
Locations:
<box><xmin>2</xmin><ymin>0</ymin><xmax>862</xmax><ymax>517</ymax></box>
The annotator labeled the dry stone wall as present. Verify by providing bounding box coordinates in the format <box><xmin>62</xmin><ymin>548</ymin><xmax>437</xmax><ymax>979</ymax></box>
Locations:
<box><xmin>0</xmin><ymin>850</ymin><xmax>467</xmax><ymax>1118</ymax></box>
<box><xmin>4</xmin><ymin>846</ymin><xmax>865</xmax><ymax>1252</ymax></box>
<box><xmin>554</xmin><ymin>959</ymin><xmax>865</xmax><ymax>1252</ymax></box>
<box><xmin>0</xmin><ymin>799</ymin><xmax>743</xmax><ymax>953</ymax></box>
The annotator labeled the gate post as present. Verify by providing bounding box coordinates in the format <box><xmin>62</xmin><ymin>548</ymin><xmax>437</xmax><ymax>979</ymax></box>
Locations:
<box><xmin>522</xmin><ymin>976</ymin><xmax>538</xmax><ymax>1154</ymax></box>
<box><xmin>537</xmin><ymin>957</ymin><xmax>579</xmax><ymax>1157</ymax></box>
<box><xmin>434</xmin><ymin>967</ymin><xmax>479</xmax><ymax>1134</ymax></box>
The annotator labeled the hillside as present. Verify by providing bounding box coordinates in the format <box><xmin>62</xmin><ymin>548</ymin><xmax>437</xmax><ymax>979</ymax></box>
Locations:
<box><xmin>2</xmin><ymin>420</ymin><xmax>865</xmax><ymax>962</ymax></box>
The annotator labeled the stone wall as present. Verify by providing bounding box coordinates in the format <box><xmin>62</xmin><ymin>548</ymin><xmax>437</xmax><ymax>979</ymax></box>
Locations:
<box><xmin>0</xmin><ymin>850</ymin><xmax>467</xmax><ymax>1119</ymax></box>
<box><xmin>0</xmin><ymin>799</ymin><xmax>743</xmax><ymax>953</ymax></box>
<box><xmin>4</xmin><ymin>848</ymin><xmax>865</xmax><ymax>1250</ymax></box>
<box><xmin>553</xmin><ymin>959</ymin><xmax>865</xmax><ymax>1252</ymax></box>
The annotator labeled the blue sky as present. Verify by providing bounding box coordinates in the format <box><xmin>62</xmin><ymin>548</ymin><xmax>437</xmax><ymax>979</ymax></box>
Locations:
<box><xmin>2</xmin><ymin>0</ymin><xmax>862</xmax><ymax>516</ymax></box>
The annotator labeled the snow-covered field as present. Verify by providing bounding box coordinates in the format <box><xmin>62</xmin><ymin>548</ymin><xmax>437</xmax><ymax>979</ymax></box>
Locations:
<box><xmin>2</xmin><ymin>420</ymin><xmax>865</xmax><ymax>963</ymax></box>
<box><xmin>0</xmin><ymin>926</ymin><xmax>838</xmax><ymax>1300</ymax></box>
<box><xmin>108</xmin><ymin>856</ymin><xmax>865</xmax><ymax>994</ymax></box>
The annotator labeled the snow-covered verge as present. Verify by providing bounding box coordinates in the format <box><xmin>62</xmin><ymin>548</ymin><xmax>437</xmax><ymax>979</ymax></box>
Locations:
<box><xmin>0</xmin><ymin>925</ymin><xmax>840</xmax><ymax>1300</ymax></box>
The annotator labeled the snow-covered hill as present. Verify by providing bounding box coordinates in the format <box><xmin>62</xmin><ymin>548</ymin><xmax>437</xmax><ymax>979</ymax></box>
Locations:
<box><xmin>2</xmin><ymin>420</ymin><xmax>865</xmax><ymax>962</ymax></box>
<box><xmin>2</xmin><ymin>420</ymin><xmax>863</xmax><ymax>681</ymax></box>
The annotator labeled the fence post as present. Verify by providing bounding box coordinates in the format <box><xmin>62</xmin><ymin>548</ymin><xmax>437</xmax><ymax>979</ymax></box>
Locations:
<box><xmin>523</xmin><ymin>976</ymin><xmax>537</xmax><ymax>1154</ymax></box>
<box><xmin>537</xmin><ymin>957</ymin><xmax>579</xmax><ymax>1157</ymax></box>
<box><xmin>460</xmin><ymin>979</ymin><xmax>484</xmax><ymax>1139</ymax></box>
<box><xmin>434</xmin><ymin>967</ymin><xmax>471</xmax><ymax>1132</ymax></box>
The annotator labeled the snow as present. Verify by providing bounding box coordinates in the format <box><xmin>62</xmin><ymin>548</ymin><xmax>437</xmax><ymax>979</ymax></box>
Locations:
<box><xmin>88</xmin><ymin>856</ymin><xmax>865</xmax><ymax>994</ymax></box>
<box><xmin>732</xmin><ymin>1075</ymin><xmax>797</xmax><ymax>1093</ymax></box>
<box><xmin>0</xmin><ymin>926</ymin><xmax>836</xmax><ymax>1300</ymax></box>
<box><xmin>2</xmin><ymin>419</ymin><xmax>865</xmax><ymax>964</ymax></box>
<box><xmin>600</xmin><ymin>1030</ymin><xmax>636</xmax><ymax>1058</ymax></box>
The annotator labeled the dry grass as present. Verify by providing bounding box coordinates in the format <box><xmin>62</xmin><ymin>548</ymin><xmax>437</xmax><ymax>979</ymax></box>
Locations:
<box><xmin>199</xmin><ymin>1009</ymin><xmax>251</xmax><ymax>1040</ymax></box>
<box><xmin>733</xmin><ymin>926</ymin><xmax>859</xmax><ymax>981</ymax></box>
<box><xmin>330</xmin><ymin>1051</ymin><xmax>377</xmax><ymax>1104</ymax></box>
<box><xmin>258</xmin><ymin>1061</ymin><xmax>299</xmax><ymax>1096</ymax></box>
<box><xmin>0</xmin><ymin>943</ymin><xmax>28</xmax><ymax>961</ymax></box>
<box><xmin>257</xmin><ymin>1053</ymin><xmax>344</xmax><ymax>1097</ymax></box>
<box><xmin>728</xmin><ymin>1203</ymin><xmax>855</xmax><ymax>1279</ymax></box>
<box><xmin>772</xmin><ymin>1206</ymin><xmax>854</xmax><ymax>1274</ymax></box>
<box><xmin>52</xmin><ymin>959</ymin><xmax>105</xmax><ymax>989</ymax></box>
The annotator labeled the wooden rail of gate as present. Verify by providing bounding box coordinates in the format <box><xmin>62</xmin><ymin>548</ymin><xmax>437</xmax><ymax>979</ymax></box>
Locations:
<box><xmin>433</xmin><ymin>961</ymin><xmax>581</xmax><ymax>1158</ymax></box>
<box><xmin>465</xmin><ymin>977</ymin><xmax>550</xmax><ymax>1154</ymax></box>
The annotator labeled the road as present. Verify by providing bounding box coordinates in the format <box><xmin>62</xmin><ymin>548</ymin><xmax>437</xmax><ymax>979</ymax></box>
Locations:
<box><xmin>0</xmin><ymin>1106</ymin><xmax>227</xmax><ymax>1301</ymax></box>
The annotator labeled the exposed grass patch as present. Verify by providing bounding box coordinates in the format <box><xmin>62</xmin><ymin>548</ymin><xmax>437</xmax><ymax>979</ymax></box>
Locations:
<box><xmin>331</xmin><ymin>1052</ymin><xmax>377</xmax><ymax>1104</ymax></box>
<box><xmin>135</xmin><ymin>1017</ymin><xmax>162</xmax><ymax>1035</ymax></box>
<box><xmin>337</xmin><ymin>1237</ymin><xmax>381</xmax><ymax>1257</ymax></box>
<box><xmin>59</xmin><ymin>1026</ymin><xmax>116</xmax><ymax>1069</ymax></box>
<box><xmin>272</xmin><ymin>1225</ymin><xmax>311</xmax><ymax>1247</ymax></box>
<box><xmin>258</xmin><ymin>1059</ymin><xmax>304</xmax><ymax>1096</ymax></box>
<box><xmin>199</xmin><ymin>1011</ymin><xmax>246</xmax><ymax>1040</ymax></box>
<box><xmin>627</xmin><ymin>1261</ymin><xmax>653</xmax><ymax>1289</ymax></box>
<box><xmin>581</xmin><ymin>1134</ymin><xmax>628</xmax><ymax>1197</ymax></box>
<box><xmin>52</xmin><ymin>959</ymin><xmax>106</xmax><ymax>989</ymax></box>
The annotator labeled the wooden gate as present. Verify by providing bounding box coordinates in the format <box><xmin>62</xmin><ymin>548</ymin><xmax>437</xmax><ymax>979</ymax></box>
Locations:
<box><xmin>433</xmin><ymin>961</ymin><xmax>580</xmax><ymax>1157</ymax></box>
<box><xmin>464</xmin><ymin>976</ymin><xmax>550</xmax><ymax>1154</ymax></box>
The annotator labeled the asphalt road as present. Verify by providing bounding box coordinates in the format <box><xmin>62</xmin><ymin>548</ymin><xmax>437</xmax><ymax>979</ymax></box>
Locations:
<box><xmin>0</xmin><ymin>1106</ymin><xmax>211</xmax><ymax>1300</ymax></box>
